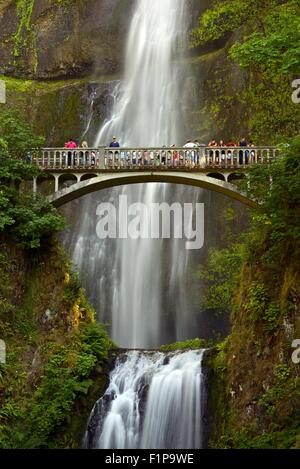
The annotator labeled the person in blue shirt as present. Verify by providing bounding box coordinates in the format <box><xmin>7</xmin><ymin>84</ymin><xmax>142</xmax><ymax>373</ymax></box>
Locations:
<box><xmin>109</xmin><ymin>136</ymin><xmax>120</xmax><ymax>148</ymax></box>
<box><xmin>239</xmin><ymin>137</ymin><xmax>249</xmax><ymax>165</ymax></box>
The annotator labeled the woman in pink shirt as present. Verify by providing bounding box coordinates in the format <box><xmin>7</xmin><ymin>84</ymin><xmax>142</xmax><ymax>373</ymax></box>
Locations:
<box><xmin>65</xmin><ymin>139</ymin><xmax>78</xmax><ymax>149</ymax></box>
<box><xmin>64</xmin><ymin>139</ymin><xmax>78</xmax><ymax>167</ymax></box>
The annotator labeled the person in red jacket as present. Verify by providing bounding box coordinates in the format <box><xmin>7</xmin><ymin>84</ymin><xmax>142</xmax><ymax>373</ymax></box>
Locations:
<box><xmin>64</xmin><ymin>139</ymin><xmax>78</xmax><ymax>149</ymax></box>
<box><xmin>64</xmin><ymin>139</ymin><xmax>78</xmax><ymax>167</ymax></box>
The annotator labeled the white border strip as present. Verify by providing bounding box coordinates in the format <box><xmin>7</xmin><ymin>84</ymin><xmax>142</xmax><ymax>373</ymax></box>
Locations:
<box><xmin>0</xmin><ymin>79</ymin><xmax>6</xmax><ymax>104</ymax></box>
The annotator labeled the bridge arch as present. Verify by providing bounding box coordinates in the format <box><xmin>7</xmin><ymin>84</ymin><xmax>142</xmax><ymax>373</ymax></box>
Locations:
<box><xmin>48</xmin><ymin>172</ymin><xmax>257</xmax><ymax>208</ymax></box>
<box><xmin>206</xmin><ymin>173</ymin><xmax>226</xmax><ymax>182</ymax></box>
<box><xmin>228</xmin><ymin>172</ymin><xmax>247</xmax><ymax>183</ymax></box>
<box><xmin>36</xmin><ymin>174</ymin><xmax>55</xmax><ymax>196</ymax></box>
<box><xmin>57</xmin><ymin>174</ymin><xmax>78</xmax><ymax>192</ymax></box>
<box><xmin>80</xmin><ymin>173</ymin><xmax>99</xmax><ymax>182</ymax></box>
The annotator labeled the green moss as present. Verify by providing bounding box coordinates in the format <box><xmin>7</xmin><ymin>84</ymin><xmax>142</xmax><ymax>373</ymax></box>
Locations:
<box><xmin>207</xmin><ymin>261</ymin><xmax>300</xmax><ymax>448</ymax></box>
<box><xmin>0</xmin><ymin>75</ymin><xmax>89</xmax><ymax>93</ymax></box>
<box><xmin>0</xmin><ymin>240</ymin><xmax>114</xmax><ymax>448</ymax></box>
<box><xmin>54</xmin><ymin>0</ymin><xmax>73</xmax><ymax>7</ymax></box>
<box><xmin>218</xmin><ymin>423</ymin><xmax>300</xmax><ymax>449</ymax></box>
<box><xmin>0</xmin><ymin>75</ymin><xmax>89</xmax><ymax>145</ymax></box>
<box><xmin>244</xmin><ymin>282</ymin><xmax>268</xmax><ymax>322</ymax></box>
<box><xmin>160</xmin><ymin>338</ymin><xmax>209</xmax><ymax>351</ymax></box>
<box><xmin>0</xmin><ymin>75</ymin><xmax>35</xmax><ymax>93</ymax></box>
<box><xmin>49</xmin><ymin>370</ymin><xmax>108</xmax><ymax>448</ymax></box>
<box><xmin>191</xmin><ymin>0</ymin><xmax>254</xmax><ymax>47</ymax></box>
<box><xmin>209</xmin><ymin>341</ymin><xmax>300</xmax><ymax>448</ymax></box>
<box><xmin>204</xmin><ymin>141</ymin><xmax>300</xmax><ymax>448</ymax></box>
<box><xmin>258</xmin><ymin>365</ymin><xmax>300</xmax><ymax>420</ymax></box>
<box><xmin>263</xmin><ymin>302</ymin><xmax>281</xmax><ymax>332</ymax></box>
<box><xmin>190</xmin><ymin>1</ymin><xmax>300</xmax><ymax>142</ymax></box>
<box><xmin>12</xmin><ymin>0</ymin><xmax>35</xmax><ymax>59</ymax></box>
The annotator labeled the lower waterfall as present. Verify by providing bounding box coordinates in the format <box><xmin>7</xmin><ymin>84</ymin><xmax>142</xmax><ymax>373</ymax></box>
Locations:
<box><xmin>84</xmin><ymin>350</ymin><xmax>206</xmax><ymax>449</ymax></box>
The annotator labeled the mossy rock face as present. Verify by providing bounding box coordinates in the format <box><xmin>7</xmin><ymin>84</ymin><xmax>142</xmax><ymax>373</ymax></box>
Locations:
<box><xmin>0</xmin><ymin>0</ymin><xmax>133</xmax><ymax>79</ymax></box>
<box><xmin>2</xmin><ymin>1</ymin><xmax>296</xmax><ymax>145</ymax></box>
<box><xmin>0</xmin><ymin>237</ymin><xmax>115</xmax><ymax>449</ymax></box>
<box><xmin>2</xmin><ymin>75</ymin><xmax>118</xmax><ymax>145</ymax></box>
<box><xmin>0</xmin><ymin>0</ymin><xmax>223</xmax><ymax>82</ymax></box>
<box><xmin>184</xmin><ymin>42</ymin><xmax>250</xmax><ymax>144</ymax></box>
<box><xmin>206</xmin><ymin>260</ymin><xmax>300</xmax><ymax>449</ymax></box>
<box><xmin>50</xmin><ymin>363</ymin><xmax>111</xmax><ymax>448</ymax></box>
<box><xmin>0</xmin><ymin>0</ymin><xmax>259</xmax><ymax>144</ymax></box>
<box><xmin>186</xmin><ymin>18</ymin><xmax>300</xmax><ymax>144</ymax></box>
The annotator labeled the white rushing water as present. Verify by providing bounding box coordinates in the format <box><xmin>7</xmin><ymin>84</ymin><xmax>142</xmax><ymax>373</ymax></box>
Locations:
<box><xmin>84</xmin><ymin>350</ymin><xmax>206</xmax><ymax>449</ymax></box>
<box><xmin>95</xmin><ymin>0</ymin><xmax>189</xmax><ymax>345</ymax></box>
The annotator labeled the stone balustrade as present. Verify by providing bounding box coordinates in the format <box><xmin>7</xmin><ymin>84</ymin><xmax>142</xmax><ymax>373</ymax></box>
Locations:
<box><xmin>30</xmin><ymin>146</ymin><xmax>280</xmax><ymax>171</ymax></box>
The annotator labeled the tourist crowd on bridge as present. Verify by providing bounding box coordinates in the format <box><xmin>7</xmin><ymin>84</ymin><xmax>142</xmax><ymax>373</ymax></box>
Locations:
<box><xmin>61</xmin><ymin>136</ymin><xmax>257</xmax><ymax>168</ymax></box>
<box><xmin>63</xmin><ymin>136</ymin><xmax>256</xmax><ymax>150</ymax></box>
<box><xmin>24</xmin><ymin>136</ymin><xmax>258</xmax><ymax>166</ymax></box>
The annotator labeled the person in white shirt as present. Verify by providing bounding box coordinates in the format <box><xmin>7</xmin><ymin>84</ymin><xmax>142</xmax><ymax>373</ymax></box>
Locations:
<box><xmin>183</xmin><ymin>139</ymin><xmax>197</xmax><ymax>148</ymax></box>
<box><xmin>183</xmin><ymin>140</ymin><xmax>197</xmax><ymax>166</ymax></box>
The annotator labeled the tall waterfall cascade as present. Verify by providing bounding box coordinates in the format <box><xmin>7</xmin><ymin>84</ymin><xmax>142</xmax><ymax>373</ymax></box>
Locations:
<box><xmin>94</xmin><ymin>0</ymin><xmax>191</xmax><ymax>349</ymax></box>
<box><xmin>60</xmin><ymin>0</ymin><xmax>241</xmax><ymax>450</ymax></box>
<box><xmin>84</xmin><ymin>350</ymin><xmax>207</xmax><ymax>449</ymax></box>
<box><xmin>62</xmin><ymin>0</ymin><xmax>216</xmax><ymax>349</ymax></box>
<box><xmin>95</xmin><ymin>0</ymin><xmax>187</xmax><ymax>147</ymax></box>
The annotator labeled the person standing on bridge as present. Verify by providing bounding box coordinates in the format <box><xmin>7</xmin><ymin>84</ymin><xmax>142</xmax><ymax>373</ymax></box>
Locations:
<box><xmin>208</xmin><ymin>140</ymin><xmax>218</xmax><ymax>166</ymax></box>
<box><xmin>194</xmin><ymin>140</ymin><xmax>201</xmax><ymax>166</ymax></box>
<box><xmin>109</xmin><ymin>136</ymin><xmax>120</xmax><ymax>148</ymax></box>
<box><xmin>64</xmin><ymin>138</ymin><xmax>78</xmax><ymax>167</ymax></box>
<box><xmin>239</xmin><ymin>138</ymin><xmax>248</xmax><ymax>165</ymax></box>
<box><xmin>108</xmin><ymin>137</ymin><xmax>120</xmax><ymax>169</ymax></box>
<box><xmin>65</xmin><ymin>138</ymin><xmax>78</xmax><ymax>149</ymax></box>
<box><xmin>226</xmin><ymin>140</ymin><xmax>237</xmax><ymax>166</ymax></box>
<box><xmin>171</xmin><ymin>144</ymin><xmax>179</xmax><ymax>167</ymax></box>
<box><xmin>79</xmin><ymin>141</ymin><xmax>89</xmax><ymax>166</ymax></box>
<box><xmin>183</xmin><ymin>140</ymin><xmax>197</xmax><ymax>167</ymax></box>
<box><xmin>248</xmin><ymin>140</ymin><xmax>256</xmax><ymax>163</ymax></box>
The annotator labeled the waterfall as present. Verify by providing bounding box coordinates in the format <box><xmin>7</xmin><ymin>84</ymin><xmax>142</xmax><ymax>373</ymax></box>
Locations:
<box><xmin>94</xmin><ymin>0</ymin><xmax>190</xmax><ymax>348</ymax></box>
<box><xmin>84</xmin><ymin>350</ymin><xmax>206</xmax><ymax>449</ymax></box>
<box><xmin>94</xmin><ymin>0</ymin><xmax>187</xmax><ymax>147</ymax></box>
<box><xmin>62</xmin><ymin>0</ymin><xmax>214</xmax><ymax>349</ymax></box>
<box><xmin>60</xmin><ymin>0</ymin><xmax>244</xmax><ymax>449</ymax></box>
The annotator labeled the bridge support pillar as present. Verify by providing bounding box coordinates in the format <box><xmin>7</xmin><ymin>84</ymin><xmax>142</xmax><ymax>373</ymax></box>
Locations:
<box><xmin>53</xmin><ymin>174</ymin><xmax>60</xmax><ymax>193</ymax></box>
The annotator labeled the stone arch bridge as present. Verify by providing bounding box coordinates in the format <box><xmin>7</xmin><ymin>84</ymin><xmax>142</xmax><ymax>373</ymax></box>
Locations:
<box><xmin>30</xmin><ymin>146</ymin><xmax>279</xmax><ymax>208</ymax></box>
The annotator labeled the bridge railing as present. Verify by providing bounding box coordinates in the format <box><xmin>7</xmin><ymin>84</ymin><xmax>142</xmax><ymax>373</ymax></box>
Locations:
<box><xmin>31</xmin><ymin>146</ymin><xmax>280</xmax><ymax>171</ymax></box>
